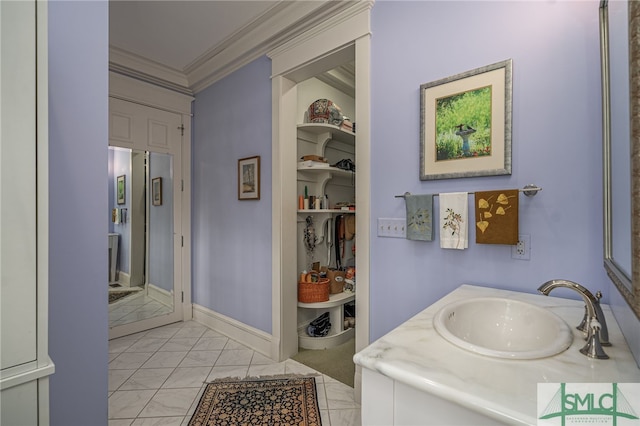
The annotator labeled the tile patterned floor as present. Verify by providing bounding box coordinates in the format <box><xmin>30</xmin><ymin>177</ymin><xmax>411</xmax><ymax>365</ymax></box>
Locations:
<box><xmin>108</xmin><ymin>320</ymin><xmax>361</xmax><ymax>426</ymax></box>
<box><xmin>109</xmin><ymin>290</ymin><xmax>173</xmax><ymax>327</ymax></box>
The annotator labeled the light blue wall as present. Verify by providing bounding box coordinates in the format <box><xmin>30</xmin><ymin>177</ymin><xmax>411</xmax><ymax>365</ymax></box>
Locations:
<box><xmin>48</xmin><ymin>1</ymin><xmax>109</xmax><ymax>425</ymax></box>
<box><xmin>110</xmin><ymin>148</ymin><xmax>130</xmax><ymax>274</ymax></box>
<box><xmin>192</xmin><ymin>56</ymin><xmax>273</xmax><ymax>333</ymax></box>
<box><xmin>370</xmin><ymin>1</ymin><xmax>610</xmax><ymax>339</ymax></box>
<box><xmin>149</xmin><ymin>152</ymin><xmax>174</xmax><ymax>292</ymax></box>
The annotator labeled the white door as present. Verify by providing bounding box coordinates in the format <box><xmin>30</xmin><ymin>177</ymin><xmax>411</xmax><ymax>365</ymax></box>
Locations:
<box><xmin>108</xmin><ymin>98</ymin><xmax>184</xmax><ymax>339</ymax></box>
<box><xmin>1</xmin><ymin>0</ymin><xmax>38</xmax><ymax>373</ymax></box>
<box><xmin>1</xmin><ymin>2</ymin><xmax>54</xmax><ymax>424</ymax></box>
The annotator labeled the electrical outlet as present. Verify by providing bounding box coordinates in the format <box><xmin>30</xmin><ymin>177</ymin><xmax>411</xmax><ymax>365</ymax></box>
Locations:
<box><xmin>377</xmin><ymin>218</ymin><xmax>406</xmax><ymax>238</ymax></box>
<box><xmin>511</xmin><ymin>234</ymin><xmax>531</xmax><ymax>260</ymax></box>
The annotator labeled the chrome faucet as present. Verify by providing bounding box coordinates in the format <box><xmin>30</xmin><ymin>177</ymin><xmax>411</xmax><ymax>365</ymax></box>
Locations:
<box><xmin>537</xmin><ymin>279</ymin><xmax>609</xmax><ymax>359</ymax></box>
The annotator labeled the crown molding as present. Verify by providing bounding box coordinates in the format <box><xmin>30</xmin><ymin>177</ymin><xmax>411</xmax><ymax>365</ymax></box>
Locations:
<box><xmin>268</xmin><ymin>1</ymin><xmax>372</xmax><ymax>79</ymax></box>
<box><xmin>109</xmin><ymin>47</ymin><xmax>192</xmax><ymax>95</ymax></box>
<box><xmin>186</xmin><ymin>1</ymin><xmax>360</xmax><ymax>93</ymax></box>
<box><xmin>109</xmin><ymin>72</ymin><xmax>193</xmax><ymax>115</ymax></box>
<box><xmin>109</xmin><ymin>1</ymin><xmax>366</xmax><ymax>95</ymax></box>
<box><xmin>267</xmin><ymin>1</ymin><xmax>373</xmax><ymax>61</ymax></box>
<box><xmin>316</xmin><ymin>63</ymin><xmax>356</xmax><ymax>97</ymax></box>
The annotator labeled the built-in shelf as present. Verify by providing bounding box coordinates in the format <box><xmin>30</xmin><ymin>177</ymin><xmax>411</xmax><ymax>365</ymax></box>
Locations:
<box><xmin>298</xmin><ymin>292</ymin><xmax>355</xmax><ymax>350</ymax></box>
<box><xmin>298</xmin><ymin>325</ymin><xmax>355</xmax><ymax>350</ymax></box>
<box><xmin>297</xmin><ymin>123</ymin><xmax>355</xmax><ymax>147</ymax></box>
<box><xmin>297</xmin><ymin>209</ymin><xmax>355</xmax><ymax>214</ymax></box>
<box><xmin>297</xmin><ymin>165</ymin><xmax>354</xmax><ymax>179</ymax></box>
<box><xmin>296</xmin><ymin>122</ymin><xmax>356</xmax><ymax>351</ymax></box>
<box><xmin>298</xmin><ymin>291</ymin><xmax>355</xmax><ymax>309</ymax></box>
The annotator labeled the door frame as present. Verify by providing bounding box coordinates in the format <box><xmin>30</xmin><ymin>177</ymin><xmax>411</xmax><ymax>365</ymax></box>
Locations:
<box><xmin>108</xmin><ymin>73</ymin><xmax>194</xmax><ymax>339</ymax></box>
<box><xmin>268</xmin><ymin>2</ymin><xmax>372</xmax><ymax>396</ymax></box>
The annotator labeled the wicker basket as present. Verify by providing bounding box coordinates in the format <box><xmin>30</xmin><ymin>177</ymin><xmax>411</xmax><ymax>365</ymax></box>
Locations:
<box><xmin>298</xmin><ymin>278</ymin><xmax>330</xmax><ymax>303</ymax></box>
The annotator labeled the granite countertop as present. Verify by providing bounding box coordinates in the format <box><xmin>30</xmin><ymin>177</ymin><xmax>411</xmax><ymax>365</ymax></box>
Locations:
<box><xmin>354</xmin><ymin>284</ymin><xmax>640</xmax><ymax>425</ymax></box>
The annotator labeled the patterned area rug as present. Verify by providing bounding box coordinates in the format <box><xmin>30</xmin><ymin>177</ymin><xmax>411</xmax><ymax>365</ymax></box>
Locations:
<box><xmin>108</xmin><ymin>290</ymin><xmax>136</xmax><ymax>304</ymax></box>
<box><xmin>188</xmin><ymin>376</ymin><xmax>322</xmax><ymax>426</ymax></box>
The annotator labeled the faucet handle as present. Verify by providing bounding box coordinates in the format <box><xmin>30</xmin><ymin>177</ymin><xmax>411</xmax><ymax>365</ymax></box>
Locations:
<box><xmin>577</xmin><ymin>306</ymin><xmax>589</xmax><ymax>333</ymax></box>
<box><xmin>576</xmin><ymin>291</ymin><xmax>604</xmax><ymax>333</ymax></box>
<box><xmin>579</xmin><ymin>320</ymin><xmax>609</xmax><ymax>359</ymax></box>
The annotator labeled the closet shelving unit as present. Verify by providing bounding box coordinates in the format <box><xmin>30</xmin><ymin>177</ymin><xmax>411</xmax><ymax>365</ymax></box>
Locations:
<box><xmin>296</xmin><ymin>122</ymin><xmax>356</xmax><ymax>350</ymax></box>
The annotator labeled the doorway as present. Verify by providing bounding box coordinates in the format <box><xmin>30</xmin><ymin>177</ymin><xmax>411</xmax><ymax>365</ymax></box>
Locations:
<box><xmin>108</xmin><ymin>82</ymin><xmax>193</xmax><ymax>339</ymax></box>
<box><xmin>269</xmin><ymin>4</ymin><xmax>372</xmax><ymax>396</ymax></box>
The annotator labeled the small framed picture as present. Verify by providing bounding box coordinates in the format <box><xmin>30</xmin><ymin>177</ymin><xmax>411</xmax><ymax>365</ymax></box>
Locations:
<box><xmin>117</xmin><ymin>175</ymin><xmax>126</xmax><ymax>205</ymax></box>
<box><xmin>238</xmin><ymin>156</ymin><xmax>260</xmax><ymax>200</ymax></box>
<box><xmin>152</xmin><ymin>177</ymin><xmax>162</xmax><ymax>206</ymax></box>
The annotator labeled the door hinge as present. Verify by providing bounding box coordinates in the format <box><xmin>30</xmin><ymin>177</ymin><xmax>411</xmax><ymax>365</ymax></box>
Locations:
<box><xmin>181</xmin><ymin>179</ymin><xmax>184</xmax><ymax>191</ymax></box>
<box><xmin>181</xmin><ymin>291</ymin><xmax>184</xmax><ymax>303</ymax></box>
<box><xmin>181</xmin><ymin>236</ymin><xmax>184</xmax><ymax>247</ymax></box>
<box><xmin>178</xmin><ymin>124</ymin><xmax>185</xmax><ymax>136</ymax></box>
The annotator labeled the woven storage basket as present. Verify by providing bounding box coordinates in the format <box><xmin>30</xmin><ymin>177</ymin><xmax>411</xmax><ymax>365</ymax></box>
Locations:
<box><xmin>298</xmin><ymin>278</ymin><xmax>330</xmax><ymax>303</ymax></box>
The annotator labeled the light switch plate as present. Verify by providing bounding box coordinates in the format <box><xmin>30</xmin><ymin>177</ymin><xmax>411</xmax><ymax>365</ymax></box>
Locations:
<box><xmin>377</xmin><ymin>218</ymin><xmax>406</xmax><ymax>238</ymax></box>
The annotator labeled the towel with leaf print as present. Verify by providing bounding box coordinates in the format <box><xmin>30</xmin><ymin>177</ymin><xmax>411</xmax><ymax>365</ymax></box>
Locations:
<box><xmin>439</xmin><ymin>192</ymin><xmax>469</xmax><ymax>250</ymax></box>
<box><xmin>474</xmin><ymin>189</ymin><xmax>519</xmax><ymax>244</ymax></box>
<box><xmin>405</xmin><ymin>194</ymin><xmax>434</xmax><ymax>241</ymax></box>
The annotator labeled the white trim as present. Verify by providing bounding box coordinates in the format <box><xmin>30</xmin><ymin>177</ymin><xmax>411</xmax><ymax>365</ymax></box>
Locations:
<box><xmin>268</xmin><ymin>1</ymin><xmax>373</xmax><ymax>77</ymax></box>
<box><xmin>269</xmin><ymin>3</ymin><xmax>372</xmax><ymax>404</ymax></box>
<box><xmin>186</xmin><ymin>1</ymin><xmax>359</xmax><ymax>93</ymax></box>
<box><xmin>109</xmin><ymin>72</ymin><xmax>193</xmax><ymax>115</ymax></box>
<box><xmin>0</xmin><ymin>358</ymin><xmax>55</xmax><ymax>391</ymax></box>
<box><xmin>108</xmin><ymin>77</ymin><xmax>193</xmax><ymax>338</ymax></box>
<box><xmin>353</xmin><ymin>34</ymin><xmax>372</xmax><ymax>402</ymax></box>
<box><xmin>36</xmin><ymin>0</ymin><xmax>50</xmax><ymax>373</ymax></box>
<box><xmin>193</xmin><ymin>304</ymin><xmax>272</xmax><ymax>357</ymax></box>
<box><xmin>108</xmin><ymin>2</ymin><xmax>360</xmax><ymax>94</ymax></box>
<box><xmin>117</xmin><ymin>271</ymin><xmax>131</xmax><ymax>287</ymax></box>
<box><xmin>181</xmin><ymin>112</ymin><xmax>193</xmax><ymax>322</ymax></box>
<box><xmin>148</xmin><ymin>283</ymin><xmax>173</xmax><ymax>307</ymax></box>
<box><xmin>271</xmin><ymin>75</ymin><xmax>299</xmax><ymax>362</ymax></box>
<box><xmin>109</xmin><ymin>47</ymin><xmax>191</xmax><ymax>94</ymax></box>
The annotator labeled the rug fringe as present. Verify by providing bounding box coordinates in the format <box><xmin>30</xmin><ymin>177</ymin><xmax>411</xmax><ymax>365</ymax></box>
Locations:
<box><xmin>205</xmin><ymin>373</ymin><xmax>320</xmax><ymax>384</ymax></box>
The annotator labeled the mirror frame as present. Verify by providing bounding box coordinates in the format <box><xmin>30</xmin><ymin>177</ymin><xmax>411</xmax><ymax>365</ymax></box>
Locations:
<box><xmin>601</xmin><ymin>0</ymin><xmax>640</xmax><ymax>320</ymax></box>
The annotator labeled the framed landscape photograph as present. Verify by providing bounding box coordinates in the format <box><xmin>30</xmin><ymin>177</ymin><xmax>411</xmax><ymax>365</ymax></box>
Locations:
<box><xmin>117</xmin><ymin>175</ymin><xmax>126</xmax><ymax>205</ymax></box>
<box><xmin>152</xmin><ymin>177</ymin><xmax>162</xmax><ymax>206</ymax></box>
<box><xmin>420</xmin><ymin>59</ymin><xmax>512</xmax><ymax>180</ymax></box>
<box><xmin>238</xmin><ymin>156</ymin><xmax>260</xmax><ymax>200</ymax></box>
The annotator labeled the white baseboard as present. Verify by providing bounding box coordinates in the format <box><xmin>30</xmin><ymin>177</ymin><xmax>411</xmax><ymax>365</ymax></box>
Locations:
<box><xmin>192</xmin><ymin>304</ymin><xmax>273</xmax><ymax>359</ymax></box>
<box><xmin>117</xmin><ymin>271</ymin><xmax>130</xmax><ymax>287</ymax></box>
<box><xmin>148</xmin><ymin>283</ymin><xmax>173</xmax><ymax>307</ymax></box>
<box><xmin>354</xmin><ymin>365</ymin><xmax>362</xmax><ymax>404</ymax></box>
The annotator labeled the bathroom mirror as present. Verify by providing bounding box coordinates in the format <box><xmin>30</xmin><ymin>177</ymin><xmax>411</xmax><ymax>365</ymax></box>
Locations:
<box><xmin>601</xmin><ymin>0</ymin><xmax>640</xmax><ymax>319</ymax></box>
<box><xmin>108</xmin><ymin>147</ymin><xmax>175</xmax><ymax>326</ymax></box>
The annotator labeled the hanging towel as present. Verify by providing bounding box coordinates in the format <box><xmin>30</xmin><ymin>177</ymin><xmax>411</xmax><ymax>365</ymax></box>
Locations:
<box><xmin>405</xmin><ymin>194</ymin><xmax>434</xmax><ymax>241</ymax></box>
<box><xmin>439</xmin><ymin>192</ymin><xmax>469</xmax><ymax>250</ymax></box>
<box><xmin>474</xmin><ymin>189</ymin><xmax>519</xmax><ymax>245</ymax></box>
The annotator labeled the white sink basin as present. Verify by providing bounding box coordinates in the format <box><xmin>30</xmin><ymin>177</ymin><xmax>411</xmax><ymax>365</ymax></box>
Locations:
<box><xmin>433</xmin><ymin>297</ymin><xmax>573</xmax><ymax>359</ymax></box>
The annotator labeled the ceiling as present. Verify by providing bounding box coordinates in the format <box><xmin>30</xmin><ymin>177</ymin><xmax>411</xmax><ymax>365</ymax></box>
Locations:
<box><xmin>109</xmin><ymin>1</ymin><xmax>358</xmax><ymax>95</ymax></box>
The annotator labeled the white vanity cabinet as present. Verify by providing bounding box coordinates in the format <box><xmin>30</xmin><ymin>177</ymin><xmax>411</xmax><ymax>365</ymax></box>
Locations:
<box><xmin>296</xmin><ymin>123</ymin><xmax>356</xmax><ymax>350</ymax></box>
<box><xmin>361</xmin><ymin>369</ymin><xmax>505</xmax><ymax>426</ymax></box>
<box><xmin>0</xmin><ymin>1</ymin><xmax>54</xmax><ymax>424</ymax></box>
<box><xmin>355</xmin><ymin>285</ymin><xmax>640</xmax><ymax>426</ymax></box>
